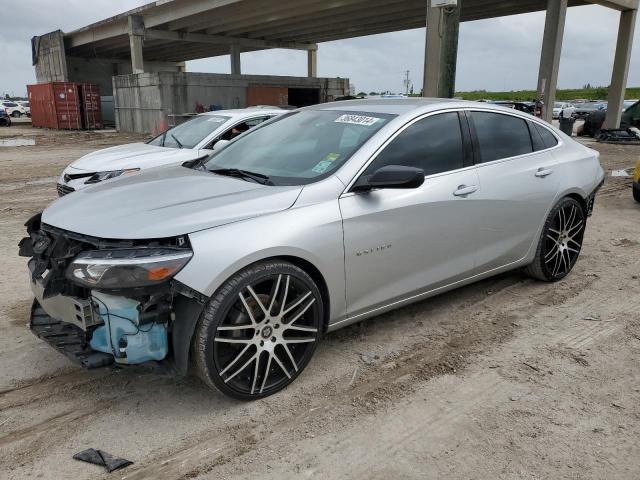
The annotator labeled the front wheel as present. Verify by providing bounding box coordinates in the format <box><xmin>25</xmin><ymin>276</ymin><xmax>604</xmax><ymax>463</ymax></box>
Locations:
<box><xmin>526</xmin><ymin>197</ymin><xmax>586</xmax><ymax>282</ymax></box>
<box><xmin>11</xmin><ymin>111</ymin><xmax>21</xmax><ymax>118</ymax></box>
<box><xmin>633</xmin><ymin>183</ymin><xmax>640</xmax><ymax>203</ymax></box>
<box><xmin>193</xmin><ymin>260</ymin><xmax>323</xmax><ymax>400</ymax></box>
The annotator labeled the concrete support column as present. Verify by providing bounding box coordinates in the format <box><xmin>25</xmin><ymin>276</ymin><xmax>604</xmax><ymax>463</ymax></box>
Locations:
<box><xmin>128</xmin><ymin>15</ymin><xmax>145</xmax><ymax>74</ymax></box>
<box><xmin>604</xmin><ymin>8</ymin><xmax>637</xmax><ymax>129</ymax></box>
<box><xmin>307</xmin><ymin>47</ymin><xmax>318</xmax><ymax>78</ymax></box>
<box><xmin>423</xmin><ymin>1</ymin><xmax>460</xmax><ymax>98</ymax></box>
<box><xmin>536</xmin><ymin>0</ymin><xmax>568</xmax><ymax>123</ymax></box>
<box><xmin>230</xmin><ymin>44</ymin><xmax>241</xmax><ymax>75</ymax></box>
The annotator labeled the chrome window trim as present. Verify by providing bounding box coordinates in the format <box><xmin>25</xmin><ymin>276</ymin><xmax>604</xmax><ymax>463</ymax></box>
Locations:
<box><xmin>340</xmin><ymin>108</ymin><xmax>470</xmax><ymax>196</ymax></box>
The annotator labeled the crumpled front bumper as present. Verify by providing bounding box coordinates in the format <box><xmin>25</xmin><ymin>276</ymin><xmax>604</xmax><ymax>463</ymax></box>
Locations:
<box><xmin>30</xmin><ymin>300</ymin><xmax>114</xmax><ymax>369</ymax></box>
<box><xmin>28</xmin><ymin>265</ymin><xmax>99</xmax><ymax>331</ymax></box>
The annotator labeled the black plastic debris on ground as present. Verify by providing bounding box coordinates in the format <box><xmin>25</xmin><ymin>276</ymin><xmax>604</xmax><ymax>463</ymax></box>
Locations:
<box><xmin>73</xmin><ymin>448</ymin><xmax>133</xmax><ymax>473</ymax></box>
<box><xmin>596</xmin><ymin>128</ymin><xmax>640</xmax><ymax>144</ymax></box>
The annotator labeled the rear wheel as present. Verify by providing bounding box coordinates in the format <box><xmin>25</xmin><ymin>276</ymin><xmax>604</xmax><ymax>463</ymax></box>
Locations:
<box><xmin>526</xmin><ymin>197</ymin><xmax>586</xmax><ymax>282</ymax></box>
<box><xmin>11</xmin><ymin>111</ymin><xmax>21</xmax><ymax>118</ymax></box>
<box><xmin>194</xmin><ymin>260</ymin><xmax>323</xmax><ymax>400</ymax></box>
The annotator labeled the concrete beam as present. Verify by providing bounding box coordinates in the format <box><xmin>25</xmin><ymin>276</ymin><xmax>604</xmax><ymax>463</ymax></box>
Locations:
<box><xmin>307</xmin><ymin>48</ymin><xmax>317</xmax><ymax>77</ymax></box>
<box><xmin>230</xmin><ymin>44</ymin><xmax>241</xmax><ymax>75</ymax></box>
<box><xmin>218</xmin><ymin>0</ymin><xmax>406</xmax><ymax>37</ymax></box>
<box><xmin>128</xmin><ymin>15</ymin><xmax>145</xmax><ymax>74</ymax></box>
<box><xmin>604</xmin><ymin>8</ymin><xmax>637</xmax><ymax>128</ymax></box>
<box><xmin>144</xmin><ymin>28</ymin><xmax>315</xmax><ymax>50</ymax></box>
<box><xmin>278</xmin><ymin>12</ymin><xmax>425</xmax><ymax>43</ymax></box>
<box><xmin>182</xmin><ymin>0</ymin><xmax>349</xmax><ymax>33</ymax></box>
<box><xmin>590</xmin><ymin>0</ymin><xmax>639</xmax><ymax>10</ymax></box>
<box><xmin>536</xmin><ymin>0</ymin><xmax>568</xmax><ymax>123</ymax></box>
<box><xmin>260</xmin><ymin>8</ymin><xmax>420</xmax><ymax>41</ymax></box>
<box><xmin>309</xmin><ymin>21</ymin><xmax>424</xmax><ymax>44</ymax></box>
<box><xmin>68</xmin><ymin>0</ymin><xmax>243</xmax><ymax>47</ymax></box>
<box><xmin>423</xmin><ymin>1</ymin><xmax>460</xmax><ymax>98</ymax></box>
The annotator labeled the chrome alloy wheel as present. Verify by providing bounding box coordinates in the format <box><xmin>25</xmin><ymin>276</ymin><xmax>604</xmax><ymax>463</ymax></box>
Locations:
<box><xmin>213</xmin><ymin>273</ymin><xmax>321</xmax><ymax>397</ymax></box>
<box><xmin>543</xmin><ymin>202</ymin><xmax>585</xmax><ymax>279</ymax></box>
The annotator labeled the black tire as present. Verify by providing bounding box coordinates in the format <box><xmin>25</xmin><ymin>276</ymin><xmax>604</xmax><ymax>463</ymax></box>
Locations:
<box><xmin>11</xmin><ymin>111</ymin><xmax>21</xmax><ymax>118</ymax></box>
<box><xmin>633</xmin><ymin>183</ymin><xmax>640</xmax><ymax>203</ymax></box>
<box><xmin>525</xmin><ymin>197</ymin><xmax>586</xmax><ymax>282</ymax></box>
<box><xmin>193</xmin><ymin>260</ymin><xmax>323</xmax><ymax>400</ymax></box>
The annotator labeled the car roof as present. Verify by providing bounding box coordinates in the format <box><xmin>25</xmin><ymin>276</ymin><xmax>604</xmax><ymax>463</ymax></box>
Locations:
<box><xmin>305</xmin><ymin>98</ymin><xmax>478</xmax><ymax>115</ymax></box>
<box><xmin>200</xmin><ymin>108</ymin><xmax>284</xmax><ymax>119</ymax></box>
<box><xmin>303</xmin><ymin>97</ymin><xmax>535</xmax><ymax>117</ymax></box>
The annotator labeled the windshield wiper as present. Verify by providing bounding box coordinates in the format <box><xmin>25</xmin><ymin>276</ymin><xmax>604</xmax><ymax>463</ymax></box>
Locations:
<box><xmin>170</xmin><ymin>133</ymin><xmax>183</xmax><ymax>149</ymax></box>
<box><xmin>209</xmin><ymin>168</ymin><xmax>272</xmax><ymax>185</ymax></box>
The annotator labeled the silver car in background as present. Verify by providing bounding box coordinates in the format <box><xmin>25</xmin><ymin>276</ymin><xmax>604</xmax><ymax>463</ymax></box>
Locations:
<box><xmin>21</xmin><ymin>99</ymin><xmax>604</xmax><ymax>400</ymax></box>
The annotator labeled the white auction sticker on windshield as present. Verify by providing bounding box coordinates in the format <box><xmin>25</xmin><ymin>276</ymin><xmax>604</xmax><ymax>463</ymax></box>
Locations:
<box><xmin>334</xmin><ymin>114</ymin><xmax>380</xmax><ymax>126</ymax></box>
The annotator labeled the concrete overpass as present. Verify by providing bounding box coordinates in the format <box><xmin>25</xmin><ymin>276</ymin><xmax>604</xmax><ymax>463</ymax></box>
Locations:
<box><xmin>33</xmin><ymin>0</ymin><xmax>638</xmax><ymax>128</ymax></box>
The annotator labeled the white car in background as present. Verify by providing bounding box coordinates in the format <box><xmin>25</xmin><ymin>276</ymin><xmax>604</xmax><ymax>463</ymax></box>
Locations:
<box><xmin>552</xmin><ymin>102</ymin><xmax>573</xmax><ymax>119</ymax></box>
<box><xmin>16</xmin><ymin>101</ymin><xmax>30</xmax><ymax>116</ymax></box>
<box><xmin>1</xmin><ymin>100</ymin><xmax>28</xmax><ymax>117</ymax></box>
<box><xmin>57</xmin><ymin>108</ymin><xmax>284</xmax><ymax>196</ymax></box>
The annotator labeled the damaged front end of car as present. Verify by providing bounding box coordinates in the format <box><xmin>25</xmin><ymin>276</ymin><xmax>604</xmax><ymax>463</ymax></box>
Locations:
<box><xmin>18</xmin><ymin>213</ymin><xmax>206</xmax><ymax>372</ymax></box>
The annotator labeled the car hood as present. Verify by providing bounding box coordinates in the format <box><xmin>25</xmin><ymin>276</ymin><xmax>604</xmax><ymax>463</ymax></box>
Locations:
<box><xmin>43</xmin><ymin>166</ymin><xmax>303</xmax><ymax>239</ymax></box>
<box><xmin>70</xmin><ymin>143</ymin><xmax>201</xmax><ymax>172</ymax></box>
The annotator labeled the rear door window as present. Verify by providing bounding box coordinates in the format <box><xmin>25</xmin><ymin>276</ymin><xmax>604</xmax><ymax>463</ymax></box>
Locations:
<box><xmin>470</xmin><ymin>111</ymin><xmax>533</xmax><ymax>163</ymax></box>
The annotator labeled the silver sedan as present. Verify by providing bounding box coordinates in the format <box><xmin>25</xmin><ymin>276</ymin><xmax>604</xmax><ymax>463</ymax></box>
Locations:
<box><xmin>21</xmin><ymin>99</ymin><xmax>604</xmax><ymax>399</ymax></box>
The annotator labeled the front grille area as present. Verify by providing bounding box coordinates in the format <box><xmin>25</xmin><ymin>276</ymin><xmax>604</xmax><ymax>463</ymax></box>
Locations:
<box><xmin>56</xmin><ymin>183</ymin><xmax>75</xmax><ymax>197</ymax></box>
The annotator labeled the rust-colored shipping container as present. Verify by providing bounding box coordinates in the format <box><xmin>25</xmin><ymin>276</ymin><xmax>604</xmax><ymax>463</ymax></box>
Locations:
<box><xmin>246</xmin><ymin>86</ymin><xmax>288</xmax><ymax>107</ymax></box>
<box><xmin>78</xmin><ymin>83</ymin><xmax>103</xmax><ymax>130</ymax></box>
<box><xmin>28</xmin><ymin>82</ymin><xmax>82</xmax><ymax>130</ymax></box>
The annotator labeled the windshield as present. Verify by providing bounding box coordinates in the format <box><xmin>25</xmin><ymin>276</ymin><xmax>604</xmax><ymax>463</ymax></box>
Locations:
<box><xmin>203</xmin><ymin>110</ymin><xmax>395</xmax><ymax>186</ymax></box>
<box><xmin>148</xmin><ymin>115</ymin><xmax>230</xmax><ymax>149</ymax></box>
<box><xmin>3</xmin><ymin>102</ymin><xmax>18</xmax><ymax>107</ymax></box>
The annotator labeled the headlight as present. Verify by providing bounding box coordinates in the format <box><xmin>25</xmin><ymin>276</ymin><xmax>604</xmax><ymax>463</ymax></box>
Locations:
<box><xmin>84</xmin><ymin>168</ymin><xmax>139</xmax><ymax>184</ymax></box>
<box><xmin>66</xmin><ymin>248</ymin><xmax>192</xmax><ymax>289</ymax></box>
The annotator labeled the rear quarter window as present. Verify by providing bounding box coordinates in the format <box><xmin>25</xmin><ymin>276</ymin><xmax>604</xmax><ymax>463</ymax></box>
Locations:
<box><xmin>534</xmin><ymin>123</ymin><xmax>559</xmax><ymax>149</ymax></box>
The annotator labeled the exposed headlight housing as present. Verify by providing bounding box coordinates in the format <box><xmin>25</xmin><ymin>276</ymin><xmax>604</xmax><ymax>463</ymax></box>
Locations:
<box><xmin>84</xmin><ymin>168</ymin><xmax>140</xmax><ymax>184</ymax></box>
<box><xmin>66</xmin><ymin>248</ymin><xmax>192</xmax><ymax>289</ymax></box>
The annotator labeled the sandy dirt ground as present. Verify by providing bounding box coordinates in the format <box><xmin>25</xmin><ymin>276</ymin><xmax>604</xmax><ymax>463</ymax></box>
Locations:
<box><xmin>0</xmin><ymin>124</ymin><xmax>639</xmax><ymax>480</ymax></box>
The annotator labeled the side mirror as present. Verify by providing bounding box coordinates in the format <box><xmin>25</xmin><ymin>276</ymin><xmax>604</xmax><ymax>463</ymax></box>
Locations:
<box><xmin>212</xmin><ymin>139</ymin><xmax>230</xmax><ymax>151</ymax></box>
<box><xmin>353</xmin><ymin>165</ymin><xmax>425</xmax><ymax>192</ymax></box>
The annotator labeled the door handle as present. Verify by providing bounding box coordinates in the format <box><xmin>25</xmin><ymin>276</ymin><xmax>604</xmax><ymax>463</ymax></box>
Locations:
<box><xmin>535</xmin><ymin>167</ymin><xmax>553</xmax><ymax>178</ymax></box>
<box><xmin>453</xmin><ymin>185</ymin><xmax>478</xmax><ymax>197</ymax></box>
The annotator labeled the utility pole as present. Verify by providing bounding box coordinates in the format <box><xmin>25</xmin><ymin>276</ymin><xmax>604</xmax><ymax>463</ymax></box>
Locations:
<box><xmin>403</xmin><ymin>70</ymin><xmax>411</xmax><ymax>95</ymax></box>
